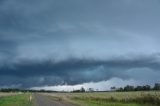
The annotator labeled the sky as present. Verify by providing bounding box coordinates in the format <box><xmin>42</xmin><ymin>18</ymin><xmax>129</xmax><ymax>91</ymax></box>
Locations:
<box><xmin>0</xmin><ymin>0</ymin><xmax>160</xmax><ymax>91</ymax></box>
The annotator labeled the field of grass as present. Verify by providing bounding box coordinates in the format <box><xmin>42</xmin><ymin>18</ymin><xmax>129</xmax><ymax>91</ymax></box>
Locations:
<box><xmin>0</xmin><ymin>93</ymin><xmax>17</xmax><ymax>97</ymax></box>
<box><xmin>0</xmin><ymin>93</ymin><xmax>33</xmax><ymax>106</ymax></box>
<box><xmin>45</xmin><ymin>91</ymin><xmax>160</xmax><ymax>106</ymax></box>
<box><xmin>0</xmin><ymin>91</ymin><xmax>160</xmax><ymax>106</ymax></box>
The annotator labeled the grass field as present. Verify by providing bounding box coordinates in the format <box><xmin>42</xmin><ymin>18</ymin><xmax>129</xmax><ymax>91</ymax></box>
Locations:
<box><xmin>0</xmin><ymin>93</ymin><xmax>33</xmax><ymax>106</ymax></box>
<box><xmin>45</xmin><ymin>91</ymin><xmax>160</xmax><ymax>106</ymax></box>
<box><xmin>0</xmin><ymin>93</ymin><xmax>17</xmax><ymax>97</ymax></box>
<box><xmin>0</xmin><ymin>91</ymin><xmax>160</xmax><ymax>106</ymax></box>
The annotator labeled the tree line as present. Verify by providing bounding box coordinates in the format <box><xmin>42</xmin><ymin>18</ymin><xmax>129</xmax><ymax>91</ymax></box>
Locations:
<box><xmin>111</xmin><ymin>83</ymin><xmax>160</xmax><ymax>92</ymax></box>
<box><xmin>0</xmin><ymin>88</ymin><xmax>58</xmax><ymax>93</ymax></box>
<box><xmin>0</xmin><ymin>83</ymin><xmax>160</xmax><ymax>93</ymax></box>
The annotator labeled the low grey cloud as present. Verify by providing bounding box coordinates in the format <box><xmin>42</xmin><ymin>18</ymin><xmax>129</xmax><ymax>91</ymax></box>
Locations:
<box><xmin>0</xmin><ymin>0</ymin><xmax>160</xmax><ymax>88</ymax></box>
<box><xmin>0</xmin><ymin>55</ymin><xmax>160</xmax><ymax>88</ymax></box>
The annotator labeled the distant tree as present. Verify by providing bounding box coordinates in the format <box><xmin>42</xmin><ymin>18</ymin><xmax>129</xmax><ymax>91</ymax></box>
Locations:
<box><xmin>154</xmin><ymin>83</ymin><xmax>160</xmax><ymax>90</ymax></box>
<box><xmin>88</xmin><ymin>88</ymin><xmax>94</xmax><ymax>92</ymax></box>
<box><xmin>80</xmin><ymin>87</ymin><xmax>85</xmax><ymax>92</ymax></box>
<box><xmin>110</xmin><ymin>87</ymin><xmax>116</xmax><ymax>91</ymax></box>
<box><xmin>124</xmin><ymin>85</ymin><xmax>134</xmax><ymax>91</ymax></box>
<box><xmin>0</xmin><ymin>88</ymin><xmax>20</xmax><ymax>92</ymax></box>
<box><xmin>72</xmin><ymin>87</ymin><xmax>85</xmax><ymax>93</ymax></box>
<box><xmin>143</xmin><ymin>85</ymin><xmax>151</xmax><ymax>91</ymax></box>
<box><xmin>116</xmin><ymin>87</ymin><xmax>123</xmax><ymax>92</ymax></box>
<box><xmin>40</xmin><ymin>89</ymin><xmax>45</xmax><ymax>92</ymax></box>
<box><xmin>135</xmin><ymin>86</ymin><xmax>143</xmax><ymax>91</ymax></box>
<box><xmin>72</xmin><ymin>90</ymin><xmax>81</xmax><ymax>93</ymax></box>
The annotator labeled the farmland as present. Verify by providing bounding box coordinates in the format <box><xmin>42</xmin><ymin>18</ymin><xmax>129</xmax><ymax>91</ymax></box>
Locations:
<box><xmin>43</xmin><ymin>91</ymin><xmax>160</xmax><ymax>106</ymax></box>
<box><xmin>0</xmin><ymin>91</ymin><xmax>160</xmax><ymax>106</ymax></box>
<box><xmin>0</xmin><ymin>93</ymin><xmax>17</xmax><ymax>97</ymax></box>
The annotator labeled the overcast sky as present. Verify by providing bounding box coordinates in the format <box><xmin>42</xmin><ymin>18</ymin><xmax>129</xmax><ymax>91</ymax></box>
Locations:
<box><xmin>0</xmin><ymin>0</ymin><xmax>160</xmax><ymax>90</ymax></box>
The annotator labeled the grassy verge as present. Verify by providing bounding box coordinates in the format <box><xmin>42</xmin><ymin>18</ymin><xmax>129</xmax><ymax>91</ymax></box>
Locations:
<box><xmin>46</xmin><ymin>91</ymin><xmax>160</xmax><ymax>106</ymax></box>
<box><xmin>0</xmin><ymin>93</ymin><xmax>33</xmax><ymax>106</ymax></box>
<box><xmin>71</xmin><ymin>99</ymin><xmax>146</xmax><ymax>106</ymax></box>
<box><xmin>71</xmin><ymin>95</ymin><xmax>157</xmax><ymax>106</ymax></box>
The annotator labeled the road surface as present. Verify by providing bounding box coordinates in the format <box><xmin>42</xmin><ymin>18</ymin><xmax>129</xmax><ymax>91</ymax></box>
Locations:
<box><xmin>34</xmin><ymin>93</ymin><xmax>75</xmax><ymax>106</ymax></box>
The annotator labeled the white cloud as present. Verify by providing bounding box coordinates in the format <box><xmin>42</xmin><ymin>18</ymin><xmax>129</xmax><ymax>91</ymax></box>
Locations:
<box><xmin>31</xmin><ymin>77</ymin><xmax>140</xmax><ymax>91</ymax></box>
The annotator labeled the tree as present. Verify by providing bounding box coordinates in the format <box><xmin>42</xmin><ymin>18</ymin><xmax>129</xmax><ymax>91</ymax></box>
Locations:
<box><xmin>135</xmin><ymin>86</ymin><xmax>143</xmax><ymax>91</ymax></box>
<box><xmin>88</xmin><ymin>88</ymin><xmax>94</xmax><ymax>92</ymax></box>
<box><xmin>80</xmin><ymin>87</ymin><xmax>85</xmax><ymax>92</ymax></box>
<box><xmin>110</xmin><ymin>87</ymin><xmax>116</xmax><ymax>91</ymax></box>
<box><xmin>154</xmin><ymin>83</ymin><xmax>160</xmax><ymax>90</ymax></box>
<box><xmin>142</xmin><ymin>85</ymin><xmax>151</xmax><ymax>91</ymax></box>
<box><xmin>116</xmin><ymin>87</ymin><xmax>123</xmax><ymax>91</ymax></box>
<box><xmin>124</xmin><ymin>85</ymin><xmax>134</xmax><ymax>91</ymax></box>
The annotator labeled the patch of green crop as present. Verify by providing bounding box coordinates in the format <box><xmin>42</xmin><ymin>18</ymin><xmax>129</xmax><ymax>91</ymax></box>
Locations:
<box><xmin>0</xmin><ymin>93</ymin><xmax>33</xmax><ymax>106</ymax></box>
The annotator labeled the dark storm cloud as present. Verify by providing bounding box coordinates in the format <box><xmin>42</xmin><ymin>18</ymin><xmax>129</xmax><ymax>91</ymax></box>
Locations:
<box><xmin>0</xmin><ymin>0</ymin><xmax>160</xmax><ymax>88</ymax></box>
<box><xmin>0</xmin><ymin>54</ymin><xmax>160</xmax><ymax>88</ymax></box>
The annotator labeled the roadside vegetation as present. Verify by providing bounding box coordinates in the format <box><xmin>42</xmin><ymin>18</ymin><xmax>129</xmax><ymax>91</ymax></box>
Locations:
<box><xmin>0</xmin><ymin>93</ymin><xmax>33</xmax><ymax>106</ymax></box>
<box><xmin>46</xmin><ymin>91</ymin><xmax>160</xmax><ymax>106</ymax></box>
<box><xmin>42</xmin><ymin>82</ymin><xmax>160</xmax><ymax>106</ymax></box>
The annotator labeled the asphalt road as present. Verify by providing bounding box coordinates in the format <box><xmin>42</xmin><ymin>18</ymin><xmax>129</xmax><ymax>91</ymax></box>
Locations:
<box><xmin>34</xmin><ymin>93</ymin><xmax>74</xmax><ymax>106</ymax></box>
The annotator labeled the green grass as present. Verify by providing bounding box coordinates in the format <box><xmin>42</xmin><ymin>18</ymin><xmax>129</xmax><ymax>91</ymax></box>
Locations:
<box><xmin>47</xmin><ymin>91</ymin><xmax>160</xmax><ymax>106</ymax></box>
<box><xmin>71</xmin><ymin>95</ymin><xmax>156</xmax><ymax>106</ymax></box>
<box><xmin>72</xmin><ymin>99</ymin><xmax>147</xmax><ymax>106</ymax></box>
<box><xmin>0</xmin><ymin>93</ymin><xmax>33</xmax><ymax>106</ymax></box>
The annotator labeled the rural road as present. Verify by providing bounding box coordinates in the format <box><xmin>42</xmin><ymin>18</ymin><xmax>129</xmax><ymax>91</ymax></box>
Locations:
<box><xmin>34</xmin><ymin>93</ymin><xmax>74</xmax><ymax>106</ymax></box>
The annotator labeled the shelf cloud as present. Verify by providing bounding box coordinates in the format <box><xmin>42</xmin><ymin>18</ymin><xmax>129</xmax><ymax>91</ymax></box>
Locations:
<box><xmin>0</xmin><ymin>0</ymin><xmax>160</xmax><ymax>89</ymax></box>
